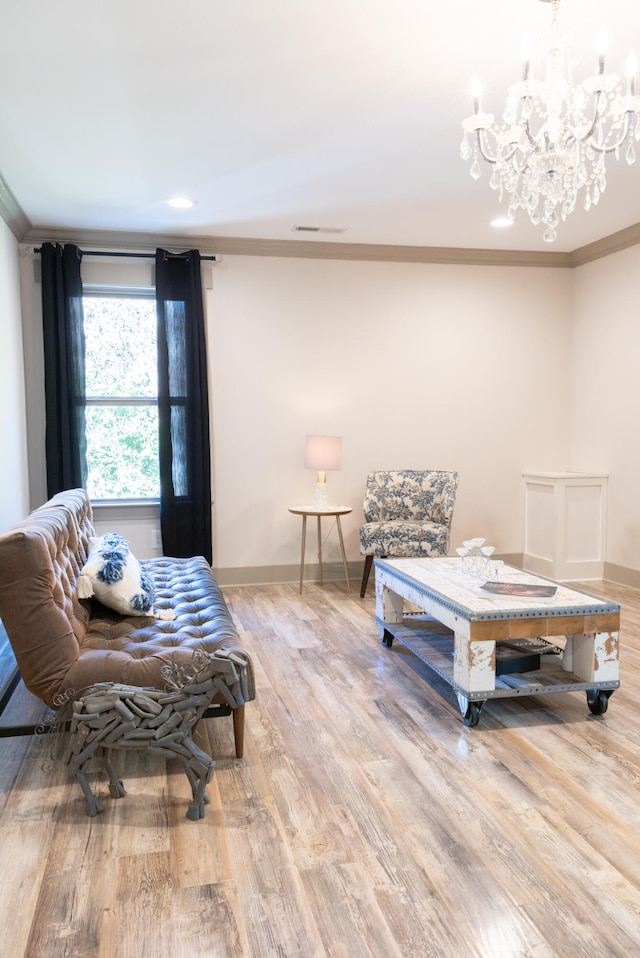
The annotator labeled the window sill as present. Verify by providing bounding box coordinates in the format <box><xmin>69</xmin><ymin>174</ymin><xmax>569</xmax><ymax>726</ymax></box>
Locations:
<box><xmin>91</xmin><ymin>499</ymin><xmax>160</xmax><ymax>520</ymax></box>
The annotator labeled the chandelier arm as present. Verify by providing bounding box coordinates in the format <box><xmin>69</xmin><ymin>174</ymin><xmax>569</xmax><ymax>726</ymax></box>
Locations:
<box><xmin>585</xmin><ymin>111</ymin><xmax>632</xmax><ymax>154</ymax></box>
<box><xmin>573</xmin><ymin>90</ymin><xmax>616</xmax><ymax>145</ymax></box>
<box><xmin>522</xmin><ymin>118</ymin><xmax>540</xmax><ymax>151</ymax></box>
<box><xmin>573</xmin><ymin>91</ymin><xmax>604</xmax><ymax>145</ymax></box>
<box><xmin>474</xmin><ymin>130</ymin><xmax>497</xmax><ymax>165</ymax></box>
<box><xmin>475</xmin><ymin>129</ymin><xmax>519</xmax><ymax>166</ymax></box>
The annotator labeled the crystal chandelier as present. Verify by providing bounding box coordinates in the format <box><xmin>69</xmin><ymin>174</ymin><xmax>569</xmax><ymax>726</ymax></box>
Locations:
<box><xmin>460</xmin><ymin>0</ymin><xmax>640</xmax><ymax>242</ymax></box>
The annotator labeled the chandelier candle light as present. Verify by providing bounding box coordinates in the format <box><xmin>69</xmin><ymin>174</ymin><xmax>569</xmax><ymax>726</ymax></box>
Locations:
<box><xmin>461</xmin><ymin>0</ymin><xmax>640</xmax><ymax>242</ymax></box>
<box><xmin>304</xmin><ymin>434</ymin><xmax>342</xmax><ymax>507</ymax></box>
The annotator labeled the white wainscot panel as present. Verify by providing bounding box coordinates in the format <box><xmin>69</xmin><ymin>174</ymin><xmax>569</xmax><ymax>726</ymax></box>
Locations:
<box><xmin>523</xmin><ymin>472</ymin><xmax>608</xmax><ymax>580</ymax></box>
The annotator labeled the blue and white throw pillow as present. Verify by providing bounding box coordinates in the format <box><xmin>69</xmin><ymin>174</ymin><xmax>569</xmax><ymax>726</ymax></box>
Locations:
<box><xmin>77</xmin><ymin>533</ymin><xmax>155</xmax><ymax>616</ymax></box>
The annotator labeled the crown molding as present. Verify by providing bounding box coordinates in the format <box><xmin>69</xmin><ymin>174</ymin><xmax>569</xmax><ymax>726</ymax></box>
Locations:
<box><xmin>21</xmin><ymin>218</ymin><xmax>640</xmax><ymax>269</ymax></box>
<box><xmin>0</xmin><ymin>175</ymin><xmax>31</xmax><ymax>241</ymax></box>
<box><xmin>569</xmin><ymin>221</ymin><xmax>640</xmax><ymax>267</ymax></box>
<box><xmin>22</xmin><ymin>225</ymin><xmax>573</xmax><ymax>268</ymax></box>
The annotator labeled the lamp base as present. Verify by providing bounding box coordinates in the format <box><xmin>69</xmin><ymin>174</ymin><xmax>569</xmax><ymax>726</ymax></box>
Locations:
<box><xmin>313</xmin><ymin>482</ymin><xmax>328</xmax><ymax>507</ymax></box>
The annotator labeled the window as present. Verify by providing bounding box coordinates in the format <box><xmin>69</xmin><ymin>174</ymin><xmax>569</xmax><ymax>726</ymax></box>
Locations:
<box><xmin>83</xmin><ymin>291</ymin><xmax>160</xmax><ymax>500</ymax></box>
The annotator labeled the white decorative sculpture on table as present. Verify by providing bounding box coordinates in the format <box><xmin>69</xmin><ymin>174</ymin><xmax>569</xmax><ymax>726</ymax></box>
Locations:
<box><xmin>456</xmin><ymin>537</ymin><xmax>503</xmax><ymax>580</ymax></box>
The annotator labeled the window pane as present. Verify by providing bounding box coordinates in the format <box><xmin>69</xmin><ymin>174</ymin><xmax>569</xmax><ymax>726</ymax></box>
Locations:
<box><xmin>86</xmin><ymin>406</ymin><xmax>160</xmax><ymax>499</ymax></box>
<box><xmin>171</xmin><ymin>404</ymin><xmax>188</xmax><ymax>496</ymax></box>
<box><xmin>166</xmin><ymin>300</ymin><xmax>187</xmax><ymax>397</ymax></box>
<box><xmin>84</xmin><ymin>297</ymin><xmax>157</xmax><ymax>398</ymax></box>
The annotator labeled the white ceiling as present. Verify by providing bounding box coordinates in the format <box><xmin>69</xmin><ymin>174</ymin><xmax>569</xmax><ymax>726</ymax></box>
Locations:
<box><xmin>2</xmin><ymin>0</ymin><xmax>640</xmax><ymax>253</ymax></box>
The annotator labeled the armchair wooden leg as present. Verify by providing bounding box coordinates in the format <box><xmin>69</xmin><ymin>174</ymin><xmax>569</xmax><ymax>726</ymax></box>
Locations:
<box><xmin>233</xmin><ymin>705</ymin><xmax>245</xmax><ymax>759</ymax></box>
<box><xmin>360</xmin><ymin>555</ymin><xmax>374</xmax><ymax>598</ymax></box>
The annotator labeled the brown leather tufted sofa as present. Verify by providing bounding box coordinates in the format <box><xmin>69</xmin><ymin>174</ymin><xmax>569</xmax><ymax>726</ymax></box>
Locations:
<box><xmin>0</xmin><ymin>488</ymin><xmax>254</xmax><ymax>756</ymax></box>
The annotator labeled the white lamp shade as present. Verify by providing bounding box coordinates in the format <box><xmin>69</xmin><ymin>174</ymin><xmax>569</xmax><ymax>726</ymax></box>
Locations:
<box><xmin>304</xmin><ymin>435</ymin><xmax>342</xmax><ymax>471</ymax></box>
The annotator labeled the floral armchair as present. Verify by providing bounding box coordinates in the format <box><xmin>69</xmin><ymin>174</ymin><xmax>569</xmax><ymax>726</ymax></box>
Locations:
<box><xmin>359</xmin><ymin>469</ymin><xmax>459</xmax><ymax>597</ymax></box>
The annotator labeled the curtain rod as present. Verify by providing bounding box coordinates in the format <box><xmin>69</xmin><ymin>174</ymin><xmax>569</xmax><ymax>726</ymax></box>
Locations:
<box><xmin>34</xmin><ymin>247</ymin><xmax>220</xmax><ymax>261</ymax></box>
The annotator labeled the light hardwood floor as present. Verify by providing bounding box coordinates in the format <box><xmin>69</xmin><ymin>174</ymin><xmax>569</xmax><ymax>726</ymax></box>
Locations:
<box><xmin>1</xmin><ymin>577</ymin><xmax>640</xmax><ymax>957</ymax></box>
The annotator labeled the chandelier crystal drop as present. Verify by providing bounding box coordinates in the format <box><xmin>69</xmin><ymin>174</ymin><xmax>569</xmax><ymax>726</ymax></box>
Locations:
<box><xmin>460</xmin><ymin>0</ymin><xmax>640</xmax><ymax>242</ymax></box>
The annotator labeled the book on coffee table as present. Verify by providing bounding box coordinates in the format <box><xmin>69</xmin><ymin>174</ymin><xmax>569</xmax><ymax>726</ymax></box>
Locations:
<box><xmin>480</xmin><ymin>581</ymin><xmax>557</xmax><ymax>598</ymax></box>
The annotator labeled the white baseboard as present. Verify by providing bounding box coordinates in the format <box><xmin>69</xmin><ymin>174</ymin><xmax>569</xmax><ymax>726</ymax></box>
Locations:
<box><xmin>213</xmin><ymin>560</ymin><xmax>363</xmax><ymax>588</ymax></box>
<box><xmin>213</xmin><ymin>555</ymin><xmax>640</xmax><ymax>593</ymax></box>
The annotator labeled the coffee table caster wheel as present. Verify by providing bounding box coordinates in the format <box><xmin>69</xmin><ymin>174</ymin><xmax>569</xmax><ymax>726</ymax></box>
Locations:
<box><xmin>382</xmin><ymin>630</ymin><xmax>394</xmax><ymax>648</ymax></box>
<box><xmin>457</xmin><ymin>694</ymin><xmax>483</xmax><ymax>727</ymax></box>
<box><xmin>587</xmin><ymin>689</ymin><xmax>612</xmax><ymax>715</ymax></box>
<box><xmin>463</xmin><ymin>703</ymin><xmax>482</xmax><ymax>727</ymax></box>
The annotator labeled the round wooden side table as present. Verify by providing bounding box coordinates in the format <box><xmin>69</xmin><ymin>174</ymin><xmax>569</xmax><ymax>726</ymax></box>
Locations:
<box><xmin>288</xmin><ymin>505</ymin><xmax>352</xmax><ymax>594</ymax></box>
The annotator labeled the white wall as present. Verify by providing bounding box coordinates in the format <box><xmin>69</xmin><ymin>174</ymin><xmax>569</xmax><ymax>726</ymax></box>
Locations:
<box><xmin>571</xmin><ymin>244</ymin><xmax>640</xmax><ymax>578</ymax></box>
<box><xmin>18</xmin><ymin>247</ymin><xmax>575</xmax><ymax>580</ymax></box>
<box><xmin>15</xmin><ymin>242</ymin><xmax>640</xmax><ymax>585</ymax></box>
<box><xmin>209</xmin><ymin>255</ymin><xmax>573</xmax><ymax>579</ymax></box>
<box><xmin>0</xmin><ymin>221</ymin><xmax>29</xmax><ymax>531</ymax></box>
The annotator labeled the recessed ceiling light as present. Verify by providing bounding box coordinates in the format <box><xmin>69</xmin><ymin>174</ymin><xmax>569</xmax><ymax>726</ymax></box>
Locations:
<box><xmin>491</xmin><ymin>215</ymin><xmax>514</xmax><ymax>228</ymax></box>
<box><xmin>167</xmin><ymin>196</ymin><xmax>195</xmax><ymax>209</ymax></box>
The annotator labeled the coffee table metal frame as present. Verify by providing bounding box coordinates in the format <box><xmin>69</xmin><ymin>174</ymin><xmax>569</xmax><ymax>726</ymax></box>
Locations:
<box><xmin>374</xmin><ymin>557</ymin><xmax>620</xmax><ymax>726</ymax></box>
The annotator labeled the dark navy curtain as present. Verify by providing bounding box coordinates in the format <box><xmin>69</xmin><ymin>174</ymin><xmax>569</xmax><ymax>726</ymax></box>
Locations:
<box><xmin>155</xmin><ymin>249</ymin><xmax>212</xmax><ymax>564</ymax></box>
<box><xmin>40</xmin><ymin>242</ymin><xmax>87</xmax><ymax>497</ymax></box>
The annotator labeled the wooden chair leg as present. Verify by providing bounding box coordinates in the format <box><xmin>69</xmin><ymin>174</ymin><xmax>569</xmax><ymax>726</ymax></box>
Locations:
<box><xmin>232</xmin><ymin>705</ymin><xmax>245</xmax><ymax>759</ymax></box>
<box><xmin>360</xmin><ymin>555</ymin><xmax>374</xmax><ymax>598</ymax></box>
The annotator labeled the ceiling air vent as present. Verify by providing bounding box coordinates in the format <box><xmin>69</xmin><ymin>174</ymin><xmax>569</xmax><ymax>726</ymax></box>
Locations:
<box><xmin>292</xmin><ymin>225</ymin><xmax>347</xmax><ymax>234</ymax></box>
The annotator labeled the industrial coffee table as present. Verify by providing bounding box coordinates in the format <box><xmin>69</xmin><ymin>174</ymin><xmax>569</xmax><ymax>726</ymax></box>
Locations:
<box><xmin>374</xmin><ymin>557</ymin><xmax>620</xmax><ymax>726</ymax></box>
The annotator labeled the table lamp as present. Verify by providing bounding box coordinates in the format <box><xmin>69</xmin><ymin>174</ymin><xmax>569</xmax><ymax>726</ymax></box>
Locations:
<box><xmin>304</xmin><ymin>434</ymin><xmax>342</xmax><ymax>507</ymax></box>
